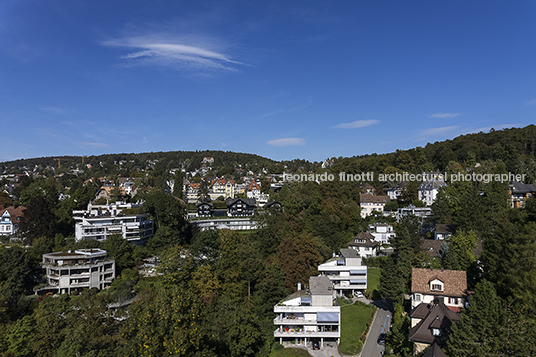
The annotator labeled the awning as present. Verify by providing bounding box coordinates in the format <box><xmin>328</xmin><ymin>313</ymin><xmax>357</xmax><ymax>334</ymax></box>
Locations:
<box><xmin>300</xmin><ymin>297</ymin><xmax>311</xmax><ymax>304</ymax></box>
<box><xmin>350</xmin><ymin>279</ymin><xmax>367</xmax><ymax>284</ymax></box>
<box><xmin>317</xmin><ymin>312</ymin><xmax>339</xmax><ymax>323</ymax></box>
<box><xmin>350</xmin><ymin>270</ymin><xmax>365</xmax><ymax>275</ymax></box>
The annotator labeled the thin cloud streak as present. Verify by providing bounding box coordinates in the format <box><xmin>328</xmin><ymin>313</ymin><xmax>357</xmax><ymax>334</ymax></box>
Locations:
<box><xmin>80</xmin><ymin>142</ymin><xmax>108</xmax><ymax>148</ymax></box>
<box><xmin>333</xmin><ymin>119</ymin><xmax>379</xmax><ymax>129</ymax></box>
<box><xmin>428</xmin><ymin>113</ymin><xmax>460</xmax><ymax>118</ymax></box>
<box><xmin>267</xmin><ymin>137</ymin><xmax>306</xmax><ymax>146</ymax></box>
<box><xmin>416</xmin><ymin>126</ymin><xmax>460</xmax><ymax>140</ymax></box>
<box><xmin>102</xmin><ymin>35</ymin><xmax>246</xmax><ymax>72</ymax></box>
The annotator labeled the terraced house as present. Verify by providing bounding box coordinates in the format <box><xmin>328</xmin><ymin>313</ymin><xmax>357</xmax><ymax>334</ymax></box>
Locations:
<box><xmin>73</xmin><ymin>201</ymin><xmax>154</xmax><ymax>243</ymax></box>
<box><xmin>40</xmin><ymin>249</ymin><xmax>115</xmax><ymax>295</ymax></box>
<box><xmin>274</xmin><ymin>276</ymin><xmax>340</xmax><ymax>348</ymax></box>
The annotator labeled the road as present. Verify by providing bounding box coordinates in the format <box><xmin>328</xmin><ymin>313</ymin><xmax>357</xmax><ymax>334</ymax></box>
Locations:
<box><xmin>360</xmin><ymin>300</ymin><xmax>392</xmax><ymax>357</ymax></box>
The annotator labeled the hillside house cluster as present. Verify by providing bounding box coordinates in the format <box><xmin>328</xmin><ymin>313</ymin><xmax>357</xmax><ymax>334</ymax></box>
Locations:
<box><xmin>183</xmin><ymin>177</ymin><xmax>270</xmax><ymax>206</ymax></box>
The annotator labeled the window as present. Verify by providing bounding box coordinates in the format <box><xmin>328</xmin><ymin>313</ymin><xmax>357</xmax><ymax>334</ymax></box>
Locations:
<box><xmin>432</xmin><ymin>328</ymin><xmax>442</xmax><ymax>336</ymax></box>
<box><xmin>448</xmin><ymin>297</ymin><xmax>459</xmax><ymax>304</ymax></box>
<box><xmin>414</xmin><ymin>294</ymin><xmax>421</xmax><ymax>301</ymax></box>
<box><xmin>431</xmin><ymin>284</ymin><xmax>443</xmax><ymax>291</ymax></box>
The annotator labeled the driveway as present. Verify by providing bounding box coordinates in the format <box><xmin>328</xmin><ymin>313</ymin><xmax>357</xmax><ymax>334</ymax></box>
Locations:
<box><xmin>360</xmin><ymin>299</ymin><xmax>393</xmax><ymax>357</ymax></box>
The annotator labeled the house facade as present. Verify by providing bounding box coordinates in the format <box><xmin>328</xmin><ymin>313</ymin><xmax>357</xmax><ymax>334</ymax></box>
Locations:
<box><xmin>368</xmin><ymin>223</ymin><xmax>396</xmax><ymax>244</ymax></box>
<box><xmin>40</xmin><ymin>249</ymin><xmax>115</xmax><ymax>294</ymax></box>
<box><xmin>387</xmin><ymin>181</ymin><xmax>407</xmax><ymax>201</ymax></box>
<box><xmin>274</xmin><ymin>276</ymin><xmax>340</xmax><ymax>348</ymax></box>
<box><xmin>509</xmin><ymin>181</ymin><xmax>536</xmax><ymax>208</ymax></box>
<box><xmin>226</xmin><ymin>198</ymin><xmax>256</xmax><ymax>217</ymax></box>
<box><xmin>318</xmin><ymin>249</ymin><xmax>367</xmax><ymax>295</ymax></box>
<box><xmin>73</xmin><ymin>202</ymin><xmax>154</xmax><ymax>243</ymax></box>
<box><xmin>359</xmin><ymin>194</ymin><xmax>390</xmax><ymax>218</ymax></box>
<box><xmin>410</xmin><ymin>268</ymin><xmax>467</xmax><ymax>353</ymax></box>
<box><xmin>347</xmin><ymin>232</ymin><xmax>378</xmax><ymax>258</ymax></box>
<box><xmin>196</xmin><ymin>201</ymin><xmax>213</xmax><ymax>217</ymax></box>
<box><xmin>418</xmin><ymin>179</ymin><xmax>447</xmax><ymax>206</ymax></box>
<box><xmin>210</xmin><ymin>179</ymin><xmax>236</xmax><ymax>200</ymax></box>
<box><xmin>0</xmin><ymin>205</ymin><xmax>25</xmax><ymax>236</ymax></box>
<box><xmin>184</xmin><ymin>182</ymin><xmax>201</xmax><ymax>203</ymax></box>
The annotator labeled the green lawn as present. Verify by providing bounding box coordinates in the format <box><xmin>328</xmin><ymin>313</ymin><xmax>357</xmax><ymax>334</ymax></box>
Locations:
<box><xmin>339</xmin><ymin>298</ymin><xmax>377</xmax><ymax>355</ymax></box>
<box><xmin>269</xmin><ymin>346</ymin><xmax>312</xmax><ymax>357</ymax></box>
<box><xmin>366</xmin><ymin>267</ymin><xmax>381</xmax><ymax>297</ymax></box>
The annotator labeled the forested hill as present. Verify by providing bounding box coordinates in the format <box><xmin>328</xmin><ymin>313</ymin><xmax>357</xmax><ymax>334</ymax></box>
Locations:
<box><xmin>2</xmin><ymin>125</ymin><xmax>536</xmax><ymax>180</ymax></box>
<box><xmin>330</xmin><ymin>125</ymin><xmax>536</xmax><ymax>182</ymax></box>
<box><xmin>0</xmin><ymin>150</ymin><xmax>277</xmax><ymax>174</ymax></box>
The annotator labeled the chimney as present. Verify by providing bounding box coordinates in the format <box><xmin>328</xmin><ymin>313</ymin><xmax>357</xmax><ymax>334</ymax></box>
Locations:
<box><xmin>441</xmin><ymin>268</ymin><xmax>444</xmax><ymax>272</ymax></box>
<box><xmin>297</xmin><ymin>282</ymin><xmax>301</xmax><ymax>291</ymax></box>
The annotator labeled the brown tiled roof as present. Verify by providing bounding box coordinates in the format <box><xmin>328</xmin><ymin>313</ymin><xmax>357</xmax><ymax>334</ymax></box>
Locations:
<box><xmin>409</xmin><ymin>299</ymin><xmax>460</xmax><ymax>346</ymax></box>
<box><xmin>247</xmin><ymin>180</ymin><xmax>260</xmax><ymax>191</ymax></box>
<box><xmin>422</xmin><ymin>343</ymin><xmax>447</xmax><ymax>357</ymax></box>
<box><xmin>412</xmin><ymin>268</ymin><xmax>467</xmax><ymax>298</ymax></box>
<box><xmin>420</xmin><ymin>240</ymin><xmax>447</xmax><ymax>258</ymax></box>
<box><xmin>435</xmin><ymin>224</ymin><xmax>455</xmax><ymax>234</ymax></box>
<box><xmin>348</xmin><ymin>233</ymin><xmax>377</xmax><ymax>248</ymax></box>
<box><xmin>359</xmin><ymin>193</ymin><xmax>390</xmax><ymax>204</ymax></box>
<box><xmin>3</xmin><ymin>205</ymin><xmax>26</xmax><ymax>224</ymax></box>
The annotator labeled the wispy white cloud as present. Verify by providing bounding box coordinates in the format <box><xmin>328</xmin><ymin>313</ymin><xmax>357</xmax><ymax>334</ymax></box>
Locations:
<box><xmin>102</xmin><ymin>34</ymin><xmax>246</xmax><ymax>72</ymax></box>
<box><xmin>40</xmin><ymin>106</ymin><xmax>67</xmax><ymax>115</ymax></box>
<box><xmin>416</xmin><ymin>126</ymin><xmax>460</xmax><ymax>140</ymax></box>
<box><xmin>267</xmin><ymin>137</ymin><xmax>306</xmax><ymax>146</ymax></box>
<box><xmin>524</xmin><ymin>99</ymin><xmax>536</xmax><ymax>106</ymax></box>
<box><xmin>333</xmin><ymin>119</ymin><xmax>379</xmax><ymax>129</ymax></box>
<box><xmin>428</xmin><ymin>112</ymin><xmax>460</xmax><ymax>118</ymax></box>
<box><xmin>80</xmin><ymin>142</ymin><xmax>108</xmax><ymax>148</ymax></box>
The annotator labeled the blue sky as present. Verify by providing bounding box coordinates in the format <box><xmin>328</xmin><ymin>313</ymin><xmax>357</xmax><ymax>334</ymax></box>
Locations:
<box><xmin>1</xmin><ymin>0</ymin><xmax>535</xmax><ymax>163</ymax></box>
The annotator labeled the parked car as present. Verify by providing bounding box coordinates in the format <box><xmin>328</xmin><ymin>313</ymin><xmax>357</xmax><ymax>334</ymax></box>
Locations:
<box><xmin>312</xmin><ymin>341</ymin><xmax>320</xmax><ymax>350</ymax></box>
<box><xmin>353</xmin><ymin>291</ymin><xmax>363</xmax><ymax>298</ymax></box>
<box><xmin>377</xmin><ymin>333</ymin><xmax>387</xmax><ymax>345</ymax></box>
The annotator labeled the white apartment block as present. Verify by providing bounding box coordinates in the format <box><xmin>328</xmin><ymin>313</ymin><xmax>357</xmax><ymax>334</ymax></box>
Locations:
<box><xmin>317</xmin><ymin>249</ymin><xmax>367</xmax><ymax>295</ymax></box>
<box><xmin>41</xmin><ymin>249</ymin><xmax>115</xmax><ymax>294</ymax></box>
<box><xmin>274</xmin><ymin>276</ymin><xmax>340</xmax><ymax>348</ymax></box>
<box><xmin>73</xmin><ymin>202</ymin><xmax>154</xmax><ymax>243</ymax></box>
<box><xmin>418</xmin><ymin>179</ymin><xmax>447</xmax><ymax>206</ymax></box>
<box><xmin>368</xmin><ymin>223</ymin><xmax>396</xmax><ymax>244</ymax></box>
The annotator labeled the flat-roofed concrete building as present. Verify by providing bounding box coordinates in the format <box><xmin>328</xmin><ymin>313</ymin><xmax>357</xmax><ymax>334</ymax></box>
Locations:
<box><xmin>318</xmin><ymin>249</ymin><xmax>367</xmax><ymax>296</ymax></box>
<box><xmin>40</xmin><ymin>249</ymin><xmax>115</xmax><ymax>294</ymax></box>
<box><xmin>274</xmin><ymin>276</ymin><xmax>340</xmax><ymax>348</ymax></box>
<box><xmin>73</xmin><ymin>201</ymin><xmax>153</xmax><ymax>243</ymax></box>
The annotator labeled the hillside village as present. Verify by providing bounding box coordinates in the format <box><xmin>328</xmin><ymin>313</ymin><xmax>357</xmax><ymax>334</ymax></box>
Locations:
<box><xmin>1</xmin><ymin>126</ymin><xmax>536</xmax><ymax>356</ymax></box>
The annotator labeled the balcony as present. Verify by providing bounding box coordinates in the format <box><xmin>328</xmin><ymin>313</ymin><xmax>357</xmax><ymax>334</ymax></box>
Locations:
<box><xmin>274</xmin><ymin>329</ymin><xmax>340</xmax><ymax>338</ymax></box>
<box><xmin>274</xmin><ymin>316</ymin><xmax>317</xmax><ymax>325</ymax></box>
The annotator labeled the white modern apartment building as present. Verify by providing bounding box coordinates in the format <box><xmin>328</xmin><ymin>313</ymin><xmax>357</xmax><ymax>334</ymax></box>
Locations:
<box><xmin>274</xmin><ymin>276</ymin><xmax>340</xmax><ymax>348</ymax></box>
<box><xmin>368</xmin><ymin>223</ymin><xmax>396</xmax><ymax>244</ymax></box>
<box><xmin>73</xmin><ymin>201</ymin><xmax>153</xmax><ymax>243</ymax></box>
<box><xmin>40</xmin><ymin>249</ymin><xmax>115</xmax><ymax>294</ymax></box>
<box><xmin>317</xmin><ymin>249</ymin><xmax>367</xmax><ymax>296</ymax></box>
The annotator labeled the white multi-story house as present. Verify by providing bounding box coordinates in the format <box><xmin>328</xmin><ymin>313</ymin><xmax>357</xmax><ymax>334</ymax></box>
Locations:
<box><xmin>40</xmin><ymin>249</ymin><xmax>115</xmax><ymax>294</ymax></box>
<box><xmin>359</xmin><ymin>194</ymin><xmax>390</xmax><ymax>218</ymax></box>
<box><xmin>396</xmin><ymin>205</ymin><xmax>432</xmax><ymax>222</ymax></box>
<box><xmin>418</xmin><ymin>179</ymin><xmax>447</xmax><ymax>206</ymax></box>
<box><xmin>318</xmin><ymin>249</ymin><xmax>367</xmax><ymax>296</ymax></box>
<box><xmin>0</xmin><ymin>205</ymin><xmax>25</xmax><ymax>237</ymax></box>
<box><xmin>73</xmin><ymin>202</ymin><xmax>153</xmax><ymax>243</ymax></box>
<box><xmin>184</xmin><ymin>182</ymin><xmax>201</xmax><ymax>203</ymax></box>
<box><xmin>246</xmin><ymin>180</ymin><xmax>261</xmax><ymax>200</ymax></box>
<box><xmin>368</xmin><ymin>223</ymin><xmax>396</xmax><ymax>244</ymax></box>
<box><xmin>274</xmin><ymin>276</ymin><xmax>340</xmax><ymax>348</ymax></box>
<box><xmin>386</xmin><ymin>181</ymin><xmax>407</xmax><ymax>201</ymax></box>
<box><xmin>347</xmin><ymin>233</ymin><xmax>378</xmax><ymax>258</ymax></box>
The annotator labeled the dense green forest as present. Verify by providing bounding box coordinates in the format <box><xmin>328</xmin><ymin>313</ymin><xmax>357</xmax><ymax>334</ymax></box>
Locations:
<box><xmin>1</xmin><ymin>125</ymin><xmax>536</xmax><ymax>356</ymax></box>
